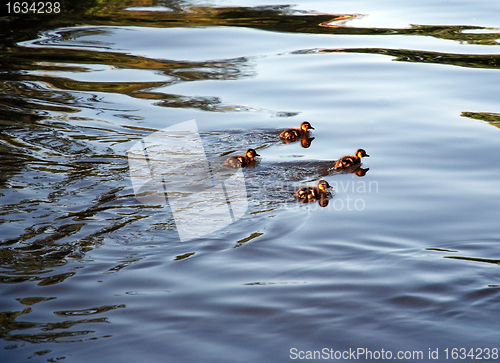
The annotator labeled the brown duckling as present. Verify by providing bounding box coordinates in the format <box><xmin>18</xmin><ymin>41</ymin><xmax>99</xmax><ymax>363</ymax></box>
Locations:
<box><xmin>225</xmin><ymin>148</ymin><xmax>260</xmax><ymax>168</ymax></box>
<box><xmin>334</xmin><ymin>149</ymin><xmax>369</xmax><ymax>169</ymax></box>
<box><xmin>294</xmin><ymin>180</ymin><xmax>333</xmax><ymax>202</ymax></box>
<box><xmin>279</xmin><ymin>121</ymin><xmax>314</xmax><ymax>141</ymax></box>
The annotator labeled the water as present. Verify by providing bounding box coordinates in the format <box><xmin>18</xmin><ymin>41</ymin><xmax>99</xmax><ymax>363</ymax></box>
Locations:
<box><xmin>2</xmin><ymin>1</ymin><xmax>500</xmax><ymax>362</ymax></box>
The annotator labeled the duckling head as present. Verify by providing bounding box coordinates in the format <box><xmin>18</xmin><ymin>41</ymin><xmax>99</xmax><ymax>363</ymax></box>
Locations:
<box><xmin>300</xmin><ymin>121</ymin><xmax>314</xmax><ymax>131</ymax></box>
<box><xmin>317</xmin><ymin>180</ymin><xmax>332</xmax><ymax>192</ymax></box>
<box><xmin>356</xmin><ymin>149</ymin><xmax>369</xmax><ymax>158</ymax></box>
<box><xmin>246</xmin><ymin>149</ymin><xmax>260</xmax><ymax>159</ymax></box>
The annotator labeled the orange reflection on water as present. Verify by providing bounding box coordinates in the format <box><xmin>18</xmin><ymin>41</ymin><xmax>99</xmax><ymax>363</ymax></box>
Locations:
<box><xmin>319</xmin><ymin>14</ymin><xmax>357</xmax><ymax>28</ymax></box>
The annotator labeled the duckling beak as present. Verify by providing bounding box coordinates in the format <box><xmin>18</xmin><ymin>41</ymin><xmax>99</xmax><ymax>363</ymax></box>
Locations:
<box><xmin>365</xmin><ymin>154</ymin><xmax>370</xmax><ymax>157</ymax></box>
<box><xmin>309</xmin><ymin>126</ymin><xmax>315</xmax><ymax>130</ymax></box>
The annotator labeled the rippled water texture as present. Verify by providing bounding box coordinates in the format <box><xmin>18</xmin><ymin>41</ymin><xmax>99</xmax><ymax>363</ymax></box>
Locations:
<box><xmin>2</xmin><ymin>1</ymin><xmax>500</xmax><ymax>362</ymax></box>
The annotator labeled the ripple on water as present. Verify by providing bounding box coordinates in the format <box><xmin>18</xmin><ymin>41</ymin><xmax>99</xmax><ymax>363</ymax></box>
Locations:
<box><xmin>3</xmin><ymin>1</ymin><xmax>500</xmax><ymax>362</ymax></box>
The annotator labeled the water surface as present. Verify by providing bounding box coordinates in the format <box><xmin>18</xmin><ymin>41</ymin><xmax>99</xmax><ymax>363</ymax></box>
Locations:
<box><xmin>2</xmin><ymin>1</ymin><xmax>500</xmax><ymax>362</ymax></box>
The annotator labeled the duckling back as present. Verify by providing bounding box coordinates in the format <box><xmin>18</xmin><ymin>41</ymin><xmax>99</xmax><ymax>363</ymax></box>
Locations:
<box><xmin>279</xmin><ymin>122</ymin><xmax>314</xmax><ymax>141</ymax></box>
<box><xmin>294</xmin><ymin>180</ymin><xmax>332</xmax><ymax>201</ymax></box>
<box><xmin>334</xmin><ymin>149</ymin><xmax>369</xmax><ymax>170</ymax></box>
<box><xmin>224</xmin><ymin>148</ymin><xmax>260</xmax><ymax>168</ymax></box>
<box><xmin>279</xmin><ymin>128</ymin><xmax>302</xmax><ymax>140</ymax></box>
<box><xmin>334</xmin><ymin>155</ymin><xmax>358</xmax><ymax>169</ymax></box>
<box><xmin>294</xmin><ymin>186</ymin><xmax>319</xmax><ymax>200</ymax></box>
<box><xmin>225</xmin><ymin>155</ymin><xmax>247</xmax><ymax>168</ymax></box>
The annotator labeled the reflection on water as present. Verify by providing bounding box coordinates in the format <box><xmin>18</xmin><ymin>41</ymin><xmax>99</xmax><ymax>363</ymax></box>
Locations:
<box><xmin>2</xmin><ymin>0</ymin><xmax>500</xmax><ymax>361</ymax></box>
<box><xmin>462</xmin><ymin>111</ymin><xmax>500</xmax><ymax>129</ymax></box>
<box><xmin>281</xmin><ymin>134</ymin><xmax>315</xmax><ymax>148</ymax></box>
<box><xmin>322</xmin><ymin>47</ymin><xmax>500</xmax><ymax>69</ymax></box>
<box><xmin>1</xmin><ymin>303</ymin><xmax>124</xmax><ymax>345</ymax></box>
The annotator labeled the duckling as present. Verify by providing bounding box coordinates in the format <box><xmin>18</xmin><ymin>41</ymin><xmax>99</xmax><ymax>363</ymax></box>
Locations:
<box><xmin>294</xmin><ymin>180</ymin><xmax>333</xmax><ymax>202</ymax></box>
<box><xmin>225</xmin><ymin>148</ymin><xmax>260</xmax><ymax>168</ymax></box>
<box><xmin>279</xmin><ymin>121</ymin><xmax>314</xmax><ymax>141</ymax></box>
<box><xmin>334</xmin><ymin>149</ymin><xmax>369</xmax><ymax>169</ymax></box>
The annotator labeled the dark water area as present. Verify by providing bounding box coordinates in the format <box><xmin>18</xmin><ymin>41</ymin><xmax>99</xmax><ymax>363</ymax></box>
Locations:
<box><xmin>2</xmin><ymin>1</ymin><xmax>500</xmax><ymax>362</ymax></box>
